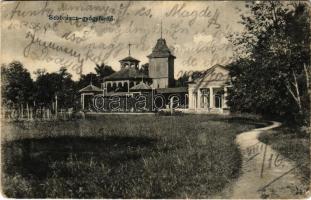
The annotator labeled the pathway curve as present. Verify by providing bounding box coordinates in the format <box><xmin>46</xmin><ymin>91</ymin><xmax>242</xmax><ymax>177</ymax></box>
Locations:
<box><xmin>213</xmin><ymin>121</ymin><xmax>308</xmax><ymax>199</ymax></box>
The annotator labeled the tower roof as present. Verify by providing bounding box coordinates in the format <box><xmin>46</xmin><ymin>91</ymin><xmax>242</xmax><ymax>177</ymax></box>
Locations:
<box><xmin>147</xmin><ymin>38</ymin><xmax>176</xmax><ymax>59</ymax></box>
<box><xmin>119</xmin><ymin>56</ymin><xmax>140</xmax><ymax>63</ymax></box>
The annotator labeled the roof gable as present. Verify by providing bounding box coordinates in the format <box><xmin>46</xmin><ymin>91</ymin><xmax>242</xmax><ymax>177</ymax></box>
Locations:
<box><xmin>130</xmin><ymin>81</ymin><xmax>151</xmax><ymax>91</ymax></box>
<box><xmin>79</xmin><ymin>84</ymin><xmax>102</xmax><ymax>93</ymax></box>
<box><xmin>193</xmin><ymin>64</ymin><xmax>230</xmax><ymax>83</ymax></box>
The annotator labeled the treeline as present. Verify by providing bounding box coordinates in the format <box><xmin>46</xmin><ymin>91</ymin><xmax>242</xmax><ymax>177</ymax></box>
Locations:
<box><xmin>1</xmin><ymin>61</ymin><xmax>115</xmax><ymax>111</ymax></box>
<box><xmin>227</xmin><ymin>1</ymin><xmax>310</xmax><ymax>126</ymax></box>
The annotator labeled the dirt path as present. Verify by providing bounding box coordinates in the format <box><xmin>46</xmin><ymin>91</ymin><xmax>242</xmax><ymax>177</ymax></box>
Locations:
<box><xmin>213</xmin><ymin>121</ymin><xmax>308</xmax><ymax>199</ymax></box>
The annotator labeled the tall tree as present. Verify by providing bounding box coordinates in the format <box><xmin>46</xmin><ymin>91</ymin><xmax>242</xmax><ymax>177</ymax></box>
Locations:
<box><xmin>76</xmin><ymin>73</ymin><xmax>100</xmax><ymax>90</ymax></box>
<box><xmin>95</xmin><ymin>63</ymin><xmax>115</xmax><ymax>82</ymax></box>
<box><xmin>140</xmin><ymin>63</ymin><xmax>149</xmax><ymax>75</ymax></box>
<box><xmin>227</xmin><ymin>1</ymin><xmax>310</xmax><ymax>125</ymax></box>
<box><xmin>34</xmin><ymin>67</ymin><xmax>75</xmax><ymax>109</ymax></box>
<box><xmin>1</xmin><ymin>61</ymin><xmax>34</xmax><ymax>108</ymax></box>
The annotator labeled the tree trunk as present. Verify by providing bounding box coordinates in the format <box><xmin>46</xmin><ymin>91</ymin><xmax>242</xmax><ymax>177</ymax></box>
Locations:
<box><xmin>309</xmin><ymin>75</ymin><xmax>311</xmax><ymax>128</ymax></box>
<box><xmin>308</xmin><ymin>6</ymin><xmax>311</xmax><ymax>129</ymax></box>
<box><xmin>286</xmin><ymin>70</ymin><xmax>303</xmax><ymax>113</ymax></box>
<box><xmin>306</xmin><ymin>64</ymin><xmax>311</xmax><ymax>128</ymax></box>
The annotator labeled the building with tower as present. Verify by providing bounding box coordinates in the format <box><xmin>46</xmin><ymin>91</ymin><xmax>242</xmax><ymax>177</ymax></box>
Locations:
<box><xmin>101</xmin><ymin>43</ymin><xmax>150</xmax><ymax>95</ymax></box>
<box><xmin>78</xmin><ymin>28</ymin><xmax>230</xmax><ymax>113</ymax></box>
<box><xmin>147</xmin><ymin>37</ymin><xmax>175</xmax><ymax>88</ymax></box>
<box><xmin>102</xmin><ymin>34</ymin><xmax>177</xmax><ymax>93</ymax></box>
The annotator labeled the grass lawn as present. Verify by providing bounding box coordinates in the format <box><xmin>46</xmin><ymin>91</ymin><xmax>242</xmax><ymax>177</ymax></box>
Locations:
<box><xmin>258</xmin><ymin>127</ymin><xmax>310</xmax><ymax>187</ymax></box>
<box><xmin>1</xmin><ymin>114</ymin><xmax>266</xmax><ymax>198</ymax></box>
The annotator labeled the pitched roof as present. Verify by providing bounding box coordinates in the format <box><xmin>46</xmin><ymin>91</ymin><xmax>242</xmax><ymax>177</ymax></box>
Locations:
<box><xmin>189</xmin><ymin>64</ymin><xmax>229</xmax><ymax>82</ymax></box>
<box><xmin>147</xmin><ymin>38</ymin><xmax>176</xmax><ymax>58</ymax></box>
<box><xmin>119</xmin><ymin>56</ymin><xmax>140</xmax><ymax>63</ymax></box>
<box><xmin>104</xmin><ymin>67</ymin><xmax>149</xmax><ymax>81</ymax></box>
<box><xmin>130</xmin><ymin>81</ymin><xmax>152</xmax><ymax>91</ymax></box>
<box><xmin>79</xmin><ymin>84</ymin><xmax>102</xmax><ymax>93</ymax></box>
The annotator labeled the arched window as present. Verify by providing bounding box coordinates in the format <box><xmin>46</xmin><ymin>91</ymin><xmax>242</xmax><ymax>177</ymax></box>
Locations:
<box><xmin>112</xmin><ymin>83</ymin><xmax>117</xmax><ymax>91</ymax></box>
<box><xmin>107</xmin><ymin>83</ymin><xmax>112</xmax><ymax>92</ymax></box>
<box><xmin>124</xmin><ymin>82</ymin><xmax>128</xmax><ymax>92</ymax></box>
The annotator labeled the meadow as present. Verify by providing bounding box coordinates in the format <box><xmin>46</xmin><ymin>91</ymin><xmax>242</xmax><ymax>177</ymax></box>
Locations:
<box><xmin>1</xmin><ymin>114</ymin><xmax>266</xmax><ymax>198</ymax></box>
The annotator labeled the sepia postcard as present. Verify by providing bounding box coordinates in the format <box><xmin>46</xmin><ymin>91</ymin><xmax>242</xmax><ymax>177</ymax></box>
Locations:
<box><xmin>0</xmin><ymin>0</ymin><xmax>310</xmax><ymax>199</ymax></box>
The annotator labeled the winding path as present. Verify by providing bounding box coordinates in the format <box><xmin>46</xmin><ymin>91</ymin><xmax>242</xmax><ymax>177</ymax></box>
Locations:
<box><xmin>213</xmin><ymin>121</ymin><xmax>307</xmax><ymax>199</ymax></box>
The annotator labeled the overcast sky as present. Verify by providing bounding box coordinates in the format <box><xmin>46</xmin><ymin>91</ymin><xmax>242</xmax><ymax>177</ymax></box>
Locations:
<box><xmin>1</xmin><ymin>1</ymin><xmax>248</xmax><ymax>80</ymax></box>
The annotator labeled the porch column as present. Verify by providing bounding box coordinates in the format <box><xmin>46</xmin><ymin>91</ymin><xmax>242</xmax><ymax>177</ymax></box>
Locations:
<box><xmin>105</xmin><ymin>82</ymin><xmax>108</xmax><ymax>92</ymax></box>
<box><xmin>194</xmin><ymin>93</ymin><xmax>197</xmax><ymax>110</ymax></box>
<box><xmin>204</xmin><ymin>94</ymin><xmax>208</xmax><ymax>109</ymax></box>
<box><xmin>188</xmin><ymin>86</ymin><xmax>194</xmax><ymax>109</ymax></box>
<box><xmin>197</xmin><ymin>89</ymin><xmax>201</xmax><ymax>109</ymax></box>
<box><xmin>127</xmin><ymin>80</ymin><xmax>130</xmax><ymax>92</ymax></box>
<box><xmin>81</xmin><ymin>93</ymin><xmax>85</xmax><ymax>109</ymax></box>
<box><xmin>223</xmin><ymin>87</ymin><xmax>228</xmax><ymax>108</ymax></box>
<box><xmin>209</xmin><ymin>87</ymin><xmax>214</xmax><ymax>108</ymax></box>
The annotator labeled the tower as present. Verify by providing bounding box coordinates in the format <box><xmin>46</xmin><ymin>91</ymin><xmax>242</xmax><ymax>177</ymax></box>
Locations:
<box><xmin>147</xmin><ymin>23</ymin><xmax>175</xmax><ymax>88</ymax></box>
<box><xmin>119</xmin><ymin>43</ymin><xmax>140</xmax><ymax>69</ymax></box>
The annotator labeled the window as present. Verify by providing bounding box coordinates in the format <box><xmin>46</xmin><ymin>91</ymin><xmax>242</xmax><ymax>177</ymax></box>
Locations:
<box><xmin>215</xmin><ymin>94</ymin><xmax>222</xmax><ymax>108</ymax></box>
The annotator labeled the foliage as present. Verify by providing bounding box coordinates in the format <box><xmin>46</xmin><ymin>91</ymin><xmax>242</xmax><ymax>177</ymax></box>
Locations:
<box><xmin>34</xmin><ymin>67</ymin><xmax>75</xmax><ymax>109</ymax></box>
<box><xmin>95</xmin><ymin>63</ymin><xmax>115</xmax><ymax>82</ymax></box>
<box><xmin>1</xmin><ymin>61</ymin><xmax>34</xmax><ymax>107</ymax></box>
<box><xmin>140</xmin><ymin>63</ymin><xmax>149</xmax><ymax>75</ymax></box>
<box><xmin>76</xmin><ymin>73</ymin><xmax>101</xmax><ymax>90</ymax></box>
<box><xmin>76</xmin><ymin>63</ymin><xmax>116</xmax><ymax>93</ymax></box>
<box><xmin>227</xmin><ymin>1</ymin><xmax>310</xmax><ymax>125</ymax></box>
<box><xmin>1</xmin><ymin>62</ymin><xmax>116</xmax><ymax>110</ymax></box>
<box><xmin>175</xmin><ymin>73</ymin><xmax>189</xmax><ymax>87</ymax></box>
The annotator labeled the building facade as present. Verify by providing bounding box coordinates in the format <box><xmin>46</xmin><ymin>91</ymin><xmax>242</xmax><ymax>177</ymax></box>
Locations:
<box><xmin>147</xmin><ymin>38</ymin><xmax>175</xmax><ymax>89</ymax></box>
<box><xmin>79</xmin><ymin>36</ymin><xmax>232</xmax><ymax>114</ymax></box>
<box><xmin>102</xmin><ymin>56</ymin><xmax>150</xmax><ymax>95</ymax></box>
<box><xmin>187</xmin><ymin>64</ymin><xmax>231</xmax><ymax>114</ymax></box>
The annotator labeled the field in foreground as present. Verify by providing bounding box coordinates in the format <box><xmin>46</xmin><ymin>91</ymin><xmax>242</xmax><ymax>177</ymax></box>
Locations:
<box><xmin>1</xmin><ymin>114</ymin><xmax>265</xmax><ymax>198</ymax></box>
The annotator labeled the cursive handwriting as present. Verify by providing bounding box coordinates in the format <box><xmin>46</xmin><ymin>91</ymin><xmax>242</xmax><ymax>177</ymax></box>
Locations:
<box><xmin>24</xmin><ymin>31</ymin><xmax>84</xmax><ymax>74</ymax></box>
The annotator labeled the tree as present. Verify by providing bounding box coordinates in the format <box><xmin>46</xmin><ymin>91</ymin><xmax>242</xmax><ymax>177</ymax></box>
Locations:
<box><xmin>1</xmin><ymin>61</ymin><xmax>34</xmax><ymax>108</ymax></box>
<box><xmin>175</xmin><ymin>73</ymin><xmax>189</xmax><ymax>87</ymax></box>
<box><xmin>227</xmin><ymin>1</ymin><xmax>310</xmax><ymax>125</ymax></box>
<box><xmin>308</xmin><ymin>65</ymin><xmax>311</xmax><ymax>128</ymax></box>
<box><xmin>76</xmin><ymin>73</ymin><xmax>100</xmax><ymax>90</ymax></box>
<box><xmin>140</xmin><ymin>63</ymin><xmax>149</xmax><ymax>75</ymax></box>
<box><xmin>95</xmin><ymin>63</ymin><xmax>115</xmax><ymax>82</ymax></box>
<box><xmin>34</xmin><ymin>67</ymin><xmax>75</xmax><ymax>109</ymax></box>
<box><xmin>57</xmin><ymin>67</ymin><xmax>76</xmax><ymax>109</ymax></box>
